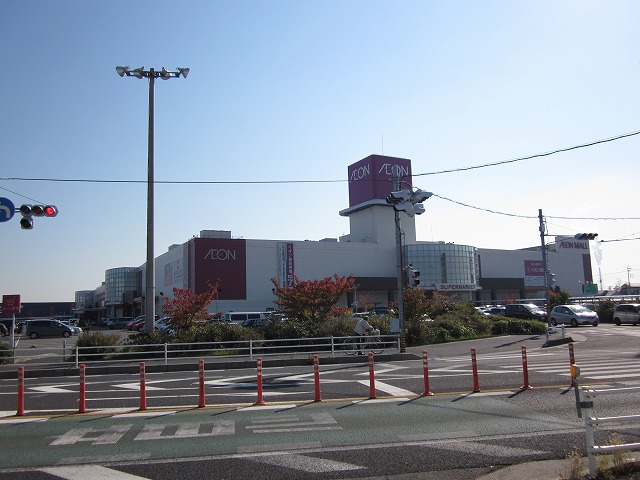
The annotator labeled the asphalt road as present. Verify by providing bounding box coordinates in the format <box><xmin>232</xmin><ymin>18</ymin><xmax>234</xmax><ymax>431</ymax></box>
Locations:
<box><xmin>0</xmin><ymin>324</ymin><xmax>639</xmax><ymax>479</ymax></box>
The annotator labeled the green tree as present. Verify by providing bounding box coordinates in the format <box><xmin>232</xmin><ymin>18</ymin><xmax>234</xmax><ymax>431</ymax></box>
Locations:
<box><xmin>548</xmin><ymin>287</ymin><xmax>570</xmax><ymax>311</ymax></box>
<box><xmin>161</xmin><ymin>282</ymin><xmax>221</xmax><ymax>329</ymax></box>
<box><xmin>270</xmin><ymin>274</ymin><xmax>356</xmax><ymax>325</ymax></box>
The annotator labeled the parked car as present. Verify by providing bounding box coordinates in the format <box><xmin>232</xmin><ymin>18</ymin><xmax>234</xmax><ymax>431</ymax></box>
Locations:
<box><xmin>241</xmin><ymin>318</ymin><xmax>267</xmax><ymax>328</ymax></box>
<box><xmin>485</xmin><ymin>306</ymin><xmax>506</xmax><ymax>316</ymax></box>
<box><xmin>59</xmin><ymin>320</ymin><xmax>83</xmax><ymax>335</ymax></box>
<box><xmin>549</xmin><ymin>305</ymin><xmax>599</xmax><ymax>327</ymax></box>
<box><xmin>613</xmin><ymin>304</ymin><xmax>640</xmax><ymax>326</ymax></box>
<box><xmin>107</xmin><ymin>317</ymin><xmax>134</xmax><ymax>330</ymax></box>
<box><xmin>504</xmin><ymin>304</ymin><xmax>547</xmax><ymax>321</ymax></box>
<box><xmin>24</xmin><ymin>319</ymin><xmax>74</xmax><ymax>339</ymax></box>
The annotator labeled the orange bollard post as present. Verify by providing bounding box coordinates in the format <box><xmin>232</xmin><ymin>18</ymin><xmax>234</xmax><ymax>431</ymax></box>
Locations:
<box><xmin>313</xmin><ymin>354</ymin><xmax>321</xmax><ymax>402</ymax></box>
<box><xmin>520</xmin><ymin>346</ymin><xmax>533</xmax><ymax>390</ymax></box>
<box><xmin>16</xmin><ymin>366</ymin><xmax>25</xmax><ymax>416</ymax></box>
<box><xmin>78</xmin><ymin>363</ymin><xmax>87</xmax><ymax>413</ymax></box>
<box><xmin>198</xmin><ymin>359</ymin><xmax>206</xmax><ymax>408</ymax></box>
<box><xmin>421</xmin><ymin>350</ymin><xmax>434</xmax><ymax>396</ymax></box>
<box><xmin>254</xmin><ymin>357</ymin><xmax>266</xmax><ymax>406</ymax></box>
<box><xmin>471</xmin><ymin>348</ymin><xmax>481</xmax><ymax>393</ymax></box>
<box><xmin>139</xmin><ymin>362</ymin><xmax>147</xmax><ymax>411</ymax></box>
<box><xmin>568</xmin><ymin>343</ymin><xmax>576</xmax><ymax>386</ymax></box>
<box><xmin>368</xmin><ymin>352</ymin><xmax>376</xmax><ymax>399</ymax></box>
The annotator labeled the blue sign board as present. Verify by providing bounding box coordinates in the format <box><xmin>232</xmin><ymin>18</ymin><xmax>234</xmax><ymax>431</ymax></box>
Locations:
<box><xmin>0</xmin><ymin>197</ymin><xmax>15</xmax><ymax>222</ymax></box>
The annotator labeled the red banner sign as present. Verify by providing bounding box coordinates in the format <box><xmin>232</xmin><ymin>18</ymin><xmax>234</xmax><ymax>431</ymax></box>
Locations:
<box><xmin>2</xmin><ymin>294</ymin><xmax>21</xmax><ymax>314</ymax></box>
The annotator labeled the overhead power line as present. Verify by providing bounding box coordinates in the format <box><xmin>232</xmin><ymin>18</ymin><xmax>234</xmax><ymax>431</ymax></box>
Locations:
<box><xmin>414</xmin><ymin>129</ymin><xmax>640</xmax><ymax>177</ymax></box>
<box><xmin>2</xmin><ymin>129</ymin><xmax>639</xmax><ymax>222</ymax></box>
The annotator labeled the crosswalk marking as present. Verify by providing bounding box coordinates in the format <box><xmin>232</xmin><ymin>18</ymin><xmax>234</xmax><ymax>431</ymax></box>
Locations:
<box><xmin>251</xmin><ymin>453</ymin><xmax>364</xmax><ymax>473</ymax></box>
<box><xmin>430</xmin><ymin>440</ymin><xmax>547</xmax><ymax>458</ymax></box>
<box><xmin>40</xmin><ymin>465</ymin><xmax>150</xmax><ymax>480</ymax></box>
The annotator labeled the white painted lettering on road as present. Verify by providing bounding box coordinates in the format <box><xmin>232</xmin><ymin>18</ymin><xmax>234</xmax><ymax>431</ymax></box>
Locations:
<box><xmin>50</xmin><ymin>425</ymin><xmax>132</xmax><ymax>445</ymax></box>
<box><xmin>246</xmin><ymin>412</ymin><xmax>341</xmax><ymax>433</ymax></box>
<box><xmin>134</xmin><ymin>421</ymin><xmax>234</xmax><ymax>440</ymax></box>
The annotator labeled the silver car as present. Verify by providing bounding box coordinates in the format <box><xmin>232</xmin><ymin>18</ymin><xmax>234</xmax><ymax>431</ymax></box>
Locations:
<box><xmin>613</xmin><ymin>304</ymin><xmax>640</xmax><ymax>326</ymax></box>
<box><xmin>550</xmin><ymin>305</ymin><xmax>599</xmax><ymax>327</ymax></box>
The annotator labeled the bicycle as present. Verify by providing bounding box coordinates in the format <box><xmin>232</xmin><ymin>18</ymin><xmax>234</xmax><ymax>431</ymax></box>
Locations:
<box><xmin>341</xmin><ymin>328</ymin><xmax>384</xmax><ymax>355</ymax></box>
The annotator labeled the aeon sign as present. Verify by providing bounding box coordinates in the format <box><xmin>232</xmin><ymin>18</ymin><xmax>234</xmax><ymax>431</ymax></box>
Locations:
<box><xmin>347</xmin><ymin>154</ymin><xmax>412</xmax><ymax>207</ymax></box>
<box><xmin>191</xmin><ymin>238</ymin><xmax>247</xmax><ymax>299</ymax></box>
<box><xmin>203</xmin><ymin>249</ymin><xmax>236</xmax><ymax>261</ymax></box>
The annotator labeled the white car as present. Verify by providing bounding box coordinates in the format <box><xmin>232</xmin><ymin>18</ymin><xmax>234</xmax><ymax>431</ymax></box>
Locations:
<box><xmin>550</xmin><ymin>305</ymin><xmax>599</xmax><ymax>327</ymax></box>
<box><xmin>59</xmin><ymin>320</ymin><xmax>82</xmax><ymax>335</ymax></box>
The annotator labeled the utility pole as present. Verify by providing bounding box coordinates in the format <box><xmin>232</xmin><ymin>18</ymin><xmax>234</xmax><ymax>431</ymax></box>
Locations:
<box><xmin>539</xmin><ymin>209</ymin><xmax>551</xmax><ymax>344</ymax></box>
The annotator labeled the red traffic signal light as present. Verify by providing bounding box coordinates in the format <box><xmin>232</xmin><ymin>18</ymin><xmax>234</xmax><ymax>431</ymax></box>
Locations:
<box><xmin>43</xmin><ymin>205</ymin><xmax>58</xmax><ymax>217</ymax></box>
<box><xmin>18</xmin><ymin>204</ymin><xmax>58</xmax><ymax>229</ymax></box>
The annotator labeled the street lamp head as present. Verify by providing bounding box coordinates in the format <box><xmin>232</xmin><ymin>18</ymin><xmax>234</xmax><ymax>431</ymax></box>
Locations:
<box><xmin>160</xmin><ymin>67</ymin><xmax>172</xmax><ymax>80</ymax></box>
<box><xmin>132</xmin><ymin>67</ymin><xmax>145</xmax><ymax>79</ymax></box>
<box><xmin>115</xmin><ymin>66</ymin><xmax>129</xmax><ymax>77</ymax></box>
<box><xmin>177</xmin><ymin>67</ymin><xmax>190</xmax><ymax>78</ymax></box>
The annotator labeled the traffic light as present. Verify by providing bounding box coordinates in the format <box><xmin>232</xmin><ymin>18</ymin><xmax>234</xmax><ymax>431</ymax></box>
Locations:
<box><xmin>19</xmin><ymin>205</ymin><xmax>33</xmax><ymax>229</ymax></box>
<box><xmin>574</xmin><ymin>233</ymin><xmax>598</xmax><ymax>240</ymax></box>
<box><xmin>386</xmin><ymin>189</ymin><xmax>432</xmax><ymax>217</ymax></box>
<box><xmin>411</xmin><ymin>268</ymin><xmax>421</xmax><ymax>287</ymax></box>
<box><xmin>18</xmin><ymin>204</ymin><xmax>58</xmax><ymax>229</ymax></box>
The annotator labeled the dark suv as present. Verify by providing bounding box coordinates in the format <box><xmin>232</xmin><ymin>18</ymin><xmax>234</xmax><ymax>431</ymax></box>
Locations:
<box><xmin>25</xmin><ymin>319</ymin><xmax>74</xmax><ymax>339</ymax></box>
<box><xmin>504</xmin><ymin>303</ymin><xmax>547</xmax><ymax>321</ymax></box>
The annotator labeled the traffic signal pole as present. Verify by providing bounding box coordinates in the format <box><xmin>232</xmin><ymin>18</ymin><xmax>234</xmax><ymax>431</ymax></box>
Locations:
<box><xmin>539</xmin><ymin>209</ymin><xmax>551</xmax><ymax>345</ymax></box>
<box><xmin>394</xmin><ymin>171</ymin><xmax>406</xmax><ymax>352</ymax></box>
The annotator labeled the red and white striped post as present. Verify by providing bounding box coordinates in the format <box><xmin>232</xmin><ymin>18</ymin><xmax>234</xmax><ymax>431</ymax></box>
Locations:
<box><xmin>78</xmin><ymin>363</ymin><xmax>87</xmax><ymax>413</ymax></box>
<box><xmin>568</xmin><ymin>343</ymin><xmax>576</xmax><ymax>386</ymax></box>
<box><xmin>16</xmin><ymin>366</ymin><xmax>25</xmax><ymax>416</ymax></box>
<box><xmin>520</xmin><ymin>346</ymin><xmax>532</xmax><ymax>390</ymax></box>
<box><xmin>198</xmin><ymin>359</ymin><xmax>206</xmax><ymax>408</ymax></box>
<box><xmin>421</xmin><ymin>350</ymin><xmax>434</xmax><ymax>396</ymax></box>
<box><xmin>139</xmin><ymin>362</ymin><xmax>147</xmax><ymax>411</ymax></box>
<box><xmin>313</xmin><ymin>354</ymin><xmax>321</xmax><ymax>402</ymax></box>
<box><xmin>254</xmin><ymin>357</ymin><xmax>266</xmax><ymax>406</ymax></box>
<box><xmin>368</xmin><ymin>352</ymin><xmax>376</xmax><ymax>399</ymax></box>
<box><xmin>471</xmin><ymin>348</ymin><xmax>481</xmax><ymax>393</ymax></box>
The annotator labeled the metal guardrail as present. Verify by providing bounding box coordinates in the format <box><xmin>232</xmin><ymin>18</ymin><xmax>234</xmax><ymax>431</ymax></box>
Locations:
<box><xmin>579</xmin><ymin>386</ymin><xmax>640</xmax><ymax>477</ymax></box>
<box><xmin>1</xmin><ymin>334</ymin><xmax>401</xmax><ymax>368</ymax></box>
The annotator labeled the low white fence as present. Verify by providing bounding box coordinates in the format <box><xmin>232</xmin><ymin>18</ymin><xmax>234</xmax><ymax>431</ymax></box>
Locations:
<box><xmin>580</xmin><ymin>386</ymin><xmax>640</xmax><ymax>477</ymax></box>
<box><xmin>2</xmin><ymin>334</ymin><xmax>401</xmax><ymax>367</ymax></box>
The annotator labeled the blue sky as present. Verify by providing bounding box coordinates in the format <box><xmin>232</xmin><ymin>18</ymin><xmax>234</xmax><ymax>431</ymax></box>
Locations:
<box><xmin>1</xmin><ymin>1</ymin><xmax>639</xmax><ymax>302</ymax></box>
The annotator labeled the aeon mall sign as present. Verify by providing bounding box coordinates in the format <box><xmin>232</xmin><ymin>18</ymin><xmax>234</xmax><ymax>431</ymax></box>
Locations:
<box><xmin>347</xmin><ymin>155</ymin><xmax>412</xmax><ymax>208</ymax></box>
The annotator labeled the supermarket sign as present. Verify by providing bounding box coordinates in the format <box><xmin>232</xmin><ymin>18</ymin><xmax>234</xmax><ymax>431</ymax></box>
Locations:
<box><xmin>2</xmin><ymin>294</ymin><xmax>21</xmax><ymax>315</ymax></box>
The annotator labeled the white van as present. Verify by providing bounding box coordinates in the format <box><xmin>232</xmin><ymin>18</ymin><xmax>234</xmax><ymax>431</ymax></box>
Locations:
<box><xmin>222</xmin><ymin>312</ymin><xmax>270</xmax><ymax>325</ymax></box>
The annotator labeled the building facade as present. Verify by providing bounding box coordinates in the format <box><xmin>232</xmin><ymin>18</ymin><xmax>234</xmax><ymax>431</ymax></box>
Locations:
<box><xmin>72</xmin><ymin>154</ymin><xmax>596</xmax><ymax>320</ymax></box>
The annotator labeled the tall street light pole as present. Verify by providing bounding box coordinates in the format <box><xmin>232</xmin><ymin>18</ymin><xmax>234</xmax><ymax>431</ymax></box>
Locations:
<box><xmin>116</xmin><ymin>66</ymin><xmax>189</xmax><ymax>334</ymax></box>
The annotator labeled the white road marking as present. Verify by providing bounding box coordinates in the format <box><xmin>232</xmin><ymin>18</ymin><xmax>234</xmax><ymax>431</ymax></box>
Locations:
<box><xmin>253</xmin><ymin>453</ymin><xmax>364</xmax><ymax>472</ymax></box>
<box><xmin>0</xmin><ymin>416</ymin><xmax>47</xmax><ymax>424</ymax></box>
<box><xmin>112</xmin><ymin>411</ymin><xmax>176</xmax><ymax>419</ymax></box>
<box><xmin>430</xmin><ymin>440</ymin><xmax>547</xmax><ymax>457</ymax></box>
<box><xmin>40</xmin><ymin>465</ymin><xmax>150</xmax><ymax>480</ymax></box>
<box><xmin>360</xmin><ymin>380</ymin><xmax>415</xmax><ymax>397</ymax></box>
<box><xmin>135</xmin><ymin>420</ymin><xmax>234</xmax><ymax>440</ymax></box>
<box><xmin>50</xmin><ymin>425</ymin><xmax>132</xmax><ymax>446</ymax></box>
<box><xmin>246</xmin><ymin>412</ymin><xmax>340</xmax><ymax>434</ymax></box>
<box><xmin>28</xmin><ymin>385</ymin><xmax>76</xmax><ymax>393</ymax></box>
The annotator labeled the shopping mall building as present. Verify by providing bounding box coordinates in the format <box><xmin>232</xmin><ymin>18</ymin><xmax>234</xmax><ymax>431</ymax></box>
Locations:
<box><xmin>74</xmin><ymin>155</ymin><xmax>596</xmax><ymax>321</ymax></box>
